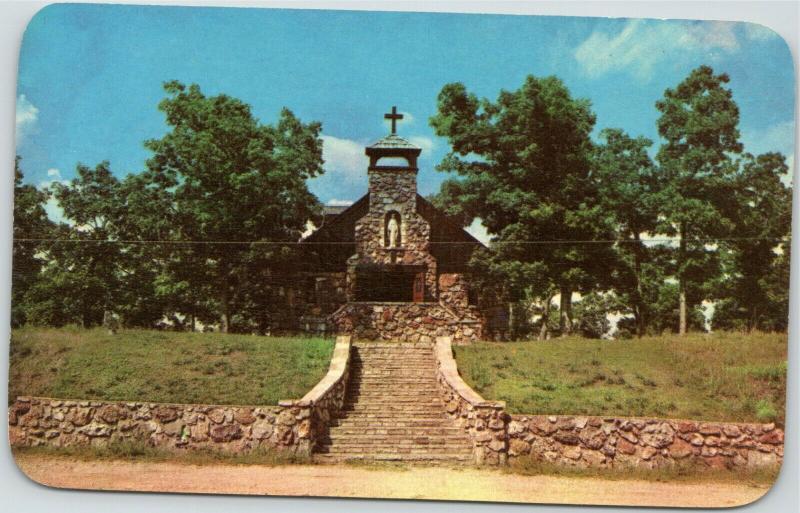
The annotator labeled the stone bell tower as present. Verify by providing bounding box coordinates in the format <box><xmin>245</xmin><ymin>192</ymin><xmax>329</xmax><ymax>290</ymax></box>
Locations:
<box><xmin>347</xmin><ymin>106</ymin><xmax>437</xmax><ymax>303</ymax></box>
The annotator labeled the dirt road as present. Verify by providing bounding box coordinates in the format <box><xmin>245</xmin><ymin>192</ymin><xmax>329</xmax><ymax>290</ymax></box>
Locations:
<box><xmin>14</xmin><ymin>453</ymin><xmax>770</xmax><ymax>508</ymax></box>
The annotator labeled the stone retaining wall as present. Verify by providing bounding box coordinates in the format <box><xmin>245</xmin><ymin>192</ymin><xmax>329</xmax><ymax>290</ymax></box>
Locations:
<box><xmin>432</xmin><ymin>336</ymin><xmax>784</xmax><ymax>470</ymax></box>
<box><xmin>9</xmin><ymin>397</ymin><xmax>293</xmax><ymax>453</ymax></box>
<box><xmin>506</xmin><ymin>414</ymin><xmax>784</xmax><ymax>470</ymax></box>
<box><xmin>331</xmin><ymin>303</ymin><xmax>481</xmax><ymax>344</ymax></box>
<box><xmin>434</xmin><ymin>336</ymin><xmax>508</xmax><ymax>465</ymax></box>
<box><xmin>9</xmin><ymin>336</ymin><xmax>352</xmax><ymax>457</ymax></box>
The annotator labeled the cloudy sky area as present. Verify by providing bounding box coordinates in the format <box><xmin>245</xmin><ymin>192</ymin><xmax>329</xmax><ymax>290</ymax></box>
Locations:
<box><xmin>15</xmin><ymin>5</ymin><xmax>795</xmax><ymax>237</ymax></box>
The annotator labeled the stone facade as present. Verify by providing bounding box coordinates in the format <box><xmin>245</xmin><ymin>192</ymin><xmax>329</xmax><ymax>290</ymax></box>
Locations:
<box><xmin>438</xmin><ymin>273</ymin><xmax>470</xmax><ymax>309</ymax></box>
<box><xmin>331</xmin><ymin>303</ymin><xmax>482</xmax><ymax>344</ymax></box>
<box><xmin>295</xmin><ymin>132</ymin><xmax>499</xmax><ymax>342</ymax></box>
<box><xmin>434</xmin><ymin>336</ymin><xmax>508</xmax><ymax>464</ymax></box>
<box><xmin>10</xmin><ymin>336</ymin><xmax>352</xmax><ymax>456</ymax></box>
<box><xmin>506</xmin><ymin>415</ymin><xmax>784</xmax><ymax>470</ymax></box>
<box><xmin>348</xmin><ymin>165</ymin><xmax>437</xmax><ymax>302</ymax></box>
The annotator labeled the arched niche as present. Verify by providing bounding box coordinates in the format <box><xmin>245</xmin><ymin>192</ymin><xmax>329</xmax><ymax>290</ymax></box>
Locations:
<box><xmin>384</xmin><ymin>210</ymin><xmax>402</xmax><ymax>248</ymax></box>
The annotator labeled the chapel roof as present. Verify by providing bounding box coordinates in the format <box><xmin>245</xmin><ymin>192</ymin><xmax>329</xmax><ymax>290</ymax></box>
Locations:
<box><xmin>367</xmin><ymin>134</ymin><xmax>419</xmax><ymax>150</ymax></box>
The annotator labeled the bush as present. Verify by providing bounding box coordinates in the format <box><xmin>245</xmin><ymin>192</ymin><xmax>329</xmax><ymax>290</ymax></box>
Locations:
<box><xmin>755</xmin><ymin>399</ymin><xmax>777</xmax><ymax>422</ymax></box>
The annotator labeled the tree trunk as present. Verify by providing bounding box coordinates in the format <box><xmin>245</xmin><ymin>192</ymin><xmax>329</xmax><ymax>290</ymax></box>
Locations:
<box><xmin>539</xmin><ymin>292</ymin><xmax>553</xmax><ymax>341</ymax></box>
<box><xmin>633</xmin><ymin>232</ymin><xmax>646</xmax><ymax>338</ymax></box>
<box><xmin>679</xmin><ymin>223</ymin><xmax>687</xmax><ymax>336</ymax></box>
<box><xmin>559</xmin><ymin>285</ymin><xmax>573</xmax><ymax>336</ymax></box>
<box><xmin>508</xmin><ymin>302</ymin><xmax>516</xmax><ymax>341</ymax></box>
<box><xmin>750</xmin><ymin>305</ymin><xmax>758</xmax><ymax>333</ymax></box>
<box><xmin>220</xmin><ymin>288</ymin><xmax>230</xmax><ymax>334</ymax></box>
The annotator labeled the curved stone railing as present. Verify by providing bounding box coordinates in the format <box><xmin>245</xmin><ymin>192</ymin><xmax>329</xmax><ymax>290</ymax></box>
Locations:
<box><xmin>434</xmin><ymin>336</ymin><xmax>508</xmax><ymax>465</ymax></box>
<box><xmin>9</xmin><ymin>335</ymin><xmax>352</xmax><ymax>457</ymax></box>
<box><xmin>279</xmin><ymin>334</ymin><xmax>352</xmax><ymax>453</ymax></box>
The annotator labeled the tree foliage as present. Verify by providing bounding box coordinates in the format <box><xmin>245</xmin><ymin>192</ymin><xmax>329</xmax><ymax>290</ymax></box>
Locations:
<box><xmin>144</xmin><ymin>81</ymin><xmax>324</xmax><ymax>332</ymax></box>
<box><xmin>655</xmin><ymin>65</ymin><xmax>743</xmax><ymax>334</ymax></box>
<box><xmin>429</xmin><ymin>75</ymin><xmax>616</xmax><ymax>337</ymax></box>
<box><xmin>12</xmin><ymin>157</ymin><xmax>53</xmax><ymax>327</ymax></box>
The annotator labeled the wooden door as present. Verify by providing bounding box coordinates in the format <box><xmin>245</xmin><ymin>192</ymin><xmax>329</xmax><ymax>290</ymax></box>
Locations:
<box><xmin>413</xmin><ymin>272</ymin><xmax>425</xmax><ymax>303</ymax></box>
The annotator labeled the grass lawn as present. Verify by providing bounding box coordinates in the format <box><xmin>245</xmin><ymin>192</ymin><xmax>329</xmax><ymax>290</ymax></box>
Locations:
<box><xmin>454</xmin><ymin>332</ymin><xmax>787</xmax><ymax>424</ymax></box>
<box><xmin>9</xmin><ymin>327</ymin><xmax>334</xmax><ymax>405</ymax></box>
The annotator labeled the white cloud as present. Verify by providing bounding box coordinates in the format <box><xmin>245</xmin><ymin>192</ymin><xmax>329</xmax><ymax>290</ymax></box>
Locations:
<box><xmin>43</xmin><ymin>197</ymin><xmax>66</xmax><ymax>225</ymax></box>
<box><xmin>320</xmin><ymin>134</ymin><xmax>369</xmax><ymax>184</ymax></box>
<box><xmin>574</xmin><ymin>20</ymin><xmax>742</xmax><ymax>80</ymax></box>
<box><xmin>37</xmin><ymin>168</ymin><xmax>68</xmax><ymax>224</ymax></box>
<box><xmin>326</xmin><ymin>199</ymin><xmax>354</xmax><ymax>207</ymax></box>
<box><xmin>408</xmin><ymin>136</ymin><xmax>435</xmax><ymax>156</ymax></box>
<box><xmin>15</xmin><ymin>94</ymin><xmax>39</xmax><ymax>144</ymax></box>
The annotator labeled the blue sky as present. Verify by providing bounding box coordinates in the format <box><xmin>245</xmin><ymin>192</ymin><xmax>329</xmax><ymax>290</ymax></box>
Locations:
<box><xmin>15</xmin><ymin>4</ymin><xmax>796</xmax><ymax>225</ymax></box>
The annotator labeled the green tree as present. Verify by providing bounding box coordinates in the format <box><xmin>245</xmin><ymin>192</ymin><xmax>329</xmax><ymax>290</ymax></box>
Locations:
<box><xmin>144</xmin><ymin>81</ymin><xmax>324</xmax><ymax>332</ymax></box>
<box><xmin>34</xmin><ymin>162</ymin><xmax>127</xmax><ymax>327</ymax></box>
<box><xmin>655</xmin><ymin>65</ymin><xmax>742</xmax><ymax>335</ymax></box>
<box><xmin>12</xmin><ymin>157</ymin><xmax>53</xmax><ymax>326</ymax></box>
<box><xmin>712</xmin><ymin>152</ymin><xmax>792</xmax><ymax>331</ymax></box>
<box><xmin>593</xmin><ymin>129</ymin><xmax>661</xmax><ymax>336</ymax></box>
<box><xmin>429</xmin><ymin>75</ymin><xmax>615</xmax><ymax>337</ymax></box>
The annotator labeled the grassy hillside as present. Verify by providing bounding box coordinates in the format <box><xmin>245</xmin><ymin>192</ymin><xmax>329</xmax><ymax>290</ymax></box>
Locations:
<box><xmin>454</xmin><ymin>332</ymin><xmax>787</xmax><ymax>424</ymax></box>
<box><xmin>9</xmin><ymin>328</ymin><xmax>334</xmax><ymax>405</ymax></box>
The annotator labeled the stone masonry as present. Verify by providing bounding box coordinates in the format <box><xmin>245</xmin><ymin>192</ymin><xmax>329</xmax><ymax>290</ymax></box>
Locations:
<box><xmin>507</xmin><ymin>415</ymin><xmax>784</xmax><ymax>470</ymax></box>
<box><xmin>315</xmin><ymin>341</ymin><xmax>474</xmax><ymax>463</ymax></box>
<box><xmin>10</xmin><ymin>336</ymin><xmax>352</xmax><ymax>457</ymax></box>
<box><xmin>9</xmin><ymin>334</ymin><xmax>784</xmax><ymax>471</ymax></box>
<box><xmin>330</xmin><ymin>302</ymin><xmax>481</xmax><ymax>344</ymax></box>
<box><xmin>348</xmin><ymin>142</ymin><xmax>437</xmax><ymax>301</ymax></box>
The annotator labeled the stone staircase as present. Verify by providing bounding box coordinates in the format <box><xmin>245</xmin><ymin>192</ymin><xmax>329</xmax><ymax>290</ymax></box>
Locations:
<box><xmin>314</xmin><ymin>341</ymin><xmax>475</xmax><ymax>464</ymax></box>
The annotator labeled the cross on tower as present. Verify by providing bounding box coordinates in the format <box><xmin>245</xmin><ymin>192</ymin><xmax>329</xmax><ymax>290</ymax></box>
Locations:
<box><xmin>384</xmin><ymin>106</ymin><xmax>404</xmax><ymax>135</ymax></box>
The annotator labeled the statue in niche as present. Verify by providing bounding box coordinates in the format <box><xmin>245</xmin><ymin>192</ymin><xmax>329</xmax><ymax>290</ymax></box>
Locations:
<box><xmin>385</xmin><ymin>211</ymin><xmax>401</xmax><ymax>248</ymax></box>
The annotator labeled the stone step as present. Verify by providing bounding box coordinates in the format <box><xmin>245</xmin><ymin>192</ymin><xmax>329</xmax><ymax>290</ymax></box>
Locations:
<box><xmin>352</xmin><ymin>357</ymin><xmax>434</xmax><ymax>362</ymax></box>
<box><xmin>342</xmin><ymin>399</ymin><xmax>441</xmax><ymax>405</ymax></box>
<box><xmin>350</xmin><ymin>374</ymin><xmax>435</xmax><ymax>379</ymax></box>
<box><xmin>340</xmin><ymin>402</ymin><xmax>444</xmax><ymax>410</ymax></box>
<box><xmin>342</xmin><ymin>397</ymin><xmax>442</xmax><ymax>404</ymax></box>
<box><xmin>346</xmin><ymin>383</ymin><xmax>438</xmax><ymax>389</ymax></box>
<box><xmin>323</xmin><ymin>433</ymin><xmax>471</xmax><ymax>444</ymax></box>
<box><xmin>339</xmin><ymin>405</ymin><xmax>447</xmax><ymax>413</ymax></box>
<box><xmin>348</xmin><ymin>376</ymin><xmax>437</xmax><ymax>380</ymax></box>
<box><xmin>316</xmin><ymin>446</ymin><xmax>473</xmax><ymax>456</ymax></box>
<box><xmin>353</xmin><ymin>342</ymin><xmax>433</xmax><ymax>345</ymax></box>
<box><xmin>350</xmin><ymin>368</ymin><xmax>436</xmax><ymax>371</ymax></box>
<box><xmin>333</xmin><ymin>411</ymin><xmax>452</xmax><ymax>418</ymax></box>
<box><xmin>350</xmin><ymin>370</ymin><xmax>436</xmax><ymax>375</ymax></box>
<box><xmin>331</xmin><ymin>417</ymin><xmax>452</xmax><ymax>426</ymax></box>
<box><xmin>346</xmin><ymin>384</ymin><xmax>439</xmax><ymax>390</ymax></box>
<box><xmin>346</xmin><ymin>388</ymin><xmax>444</xmax><ymax>404</ymax></box>
<box><xmin>350</xmin><ymin>367</ymin><xmax>435</xmax><ymax>372</ymax></box>
<box><xmin>331</xmin><ymin>418</ymin><xmax>452</xmax><ymax>426</ymax></box>
<box><xmin>314</xmin><ymin>453</ymin><xmax>473</xmax><ymax>464</ymax></box>
<box><xmin>326</xmin><ymin>427</ymin><xmax>466</xmax><ymax>436</ymax></box>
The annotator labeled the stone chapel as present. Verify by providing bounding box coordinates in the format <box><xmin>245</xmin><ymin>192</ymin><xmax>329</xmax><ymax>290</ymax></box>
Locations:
<box><xmin>291</xmin><ymin>108</ymin><xmax>504</xmax><ymax>343</ymax></box>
